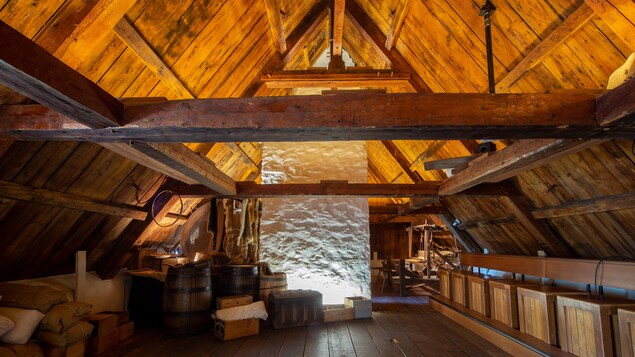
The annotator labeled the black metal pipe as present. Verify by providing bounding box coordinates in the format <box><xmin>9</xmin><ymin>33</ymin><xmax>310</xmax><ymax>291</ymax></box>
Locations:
<box><xmin>479</xmin><ymin>0</ymin><xmax>496</xmax><ymax>93</ymax></box>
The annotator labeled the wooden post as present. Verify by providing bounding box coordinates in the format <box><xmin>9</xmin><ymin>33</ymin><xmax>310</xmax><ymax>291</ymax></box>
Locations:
<box><xmin>399</xmin><ymin>259</ymin><xmax>406</xmax><ymax>297</ymax></box>
<box><xmin>407</xmin><ymin>226</ymin><xmax>413</xmax><ymax>258</ymax></box>
<box><xmin>425</xmin><ymin>228</ymin><xmax>432</xmax><ymax>278</ymax></box>
<box><xmin>75</xmin><ymin>251</ymin><xmax>86</xmax><ymax>302</ymax></box>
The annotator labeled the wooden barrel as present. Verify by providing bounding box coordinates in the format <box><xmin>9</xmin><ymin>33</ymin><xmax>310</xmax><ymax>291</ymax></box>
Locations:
<box><xmin>259</xmin><ymin>272</ymin><xmax>287</xmax><ymax>305</ymax></box>
<box><xmin>163</xmin><ymin>261</ymin><xmax>212</xmax><ymax>335</ymax></box>
<box><xmin>220</xmin><ymin>265</ymin><xmax>259</xmax><ymax>302</ymax></box>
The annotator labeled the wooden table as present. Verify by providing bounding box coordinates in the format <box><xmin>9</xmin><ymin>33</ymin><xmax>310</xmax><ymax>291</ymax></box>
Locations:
<box><xmin>618</xmin><ymin>307</ymin><xmax>635</xmax><ymax>357</ymax></box>
<box><xmin>488</xmin><ymin>279</ymin><xmax>538</xmax><ymax>328</ymax></box>
<box><xmin>516</xmin><ymin>285</ymin><xmax>587</xmax><ymax>346</ymax></box>
<box><xmin>557</xmin><ymin>295</ymin><xmax>635</xmax><ymax>356</ymax></box>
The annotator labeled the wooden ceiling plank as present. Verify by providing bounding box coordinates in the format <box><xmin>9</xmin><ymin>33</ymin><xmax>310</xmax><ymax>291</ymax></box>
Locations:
<box><xmin>0</xmin><ymin>21</ymin><xmax>236</xmax><ymax>194</ymax></box>
<box><xmin>532</xmin><ymin>192</ymin><xmax>635</xmax><ymax>219</ymax></box>
<box><xmin>346</xmin><ymin>0</ymin><xmax>431</xmax><ymax>93</ymax></box>
<box><xmin>113</xmin><ymin>18</ymin><xmax>195</xmax><ymax>99</ymax></box>
<box><xmin>496</xmin><ymin>3</ymin><xmax>596</xmax><ymax>92</ymax></box>
<box><xmin>385</xmin><ymin>0</ymin><xmax>410</xmax><ymax>50</ymax></box>
<box><xmin>381</xmin><ymin>140</ymin><xmax>420</xmax><ymax>183</ymax></box>
<box><xmin>424</xmin><ymin>155</ymin><xmax>479</xmax><ymax>171</ymax></box>
<box><xmin>332</xmin><ymin>0</ymin><xmax>346</xmax><ymax>57</ymax></box>
<box><xmin>439</xmin><ymin>139</ymin><xmax>606</xmax><ymax>196</ymax></box>
<box><xmin>437</xmin><ymin>207</ymin><xmax>480</xmax><ymax>253</ymax></box>
<box><xmin>0</xmin><ymin>21</ymin><xmax>123</xmax><ymax>128</ymax></box>
<box><xmin>0</xmin><ymin>180</ymin><xmax>147</xmax><ymax>220</ymax></box>
<box><xmin>263</xmin><ymin>0</ymin><xmax>287</xmax><ymax>53</ymax></box>
<box><xmin>456</xmin><ymin>215</ymin><xmax>517</xmax><ymax>230</ymax></box>
<box><xmin>583</xmin><ymin>0</ymin><xmax>635</xmax><ymax>51</ymax></box>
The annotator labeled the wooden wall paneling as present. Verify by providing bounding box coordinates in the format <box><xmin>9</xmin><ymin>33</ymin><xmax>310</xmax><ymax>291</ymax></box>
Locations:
<box><xmin>96</xmin><ymin>48</ymin><xmax>149</xmax><ymax>97</ymax></box>
<box><xmin>200</xmin><ymin>16</ymin><xmax>271</xmax><ymax>98</ymax></box>
<box><xmin>590</xmin><ymin>17</ymin><xmax>631</xmax><ymax>57</ymax></box>
<box><xmin>122</xmin><ymin>67</ymin><xmax>163</xmax><ymax>98</ymax></box>
<box><xmin>618</xmin><ymin>308</ymin><xmax>635</xmax><ymax>357</ymax></box>
<box><xmin>583</xmin><ymin>0</ymin><xmax>635</xmax><ymax>51</ymax></box>
<box><xmin>369</xmin><ymin>223</ymin><xmax>409</xmax><ymax>260</ymax></box>
<box><xmin>343</xmin><ymin>19</ymin><xmax>389</xmax><ymax>69</ymax></box>
<box><xmin>0</xmin><ymin>0</ymin><xmax>65</xmax><ymax>39</ymax></box>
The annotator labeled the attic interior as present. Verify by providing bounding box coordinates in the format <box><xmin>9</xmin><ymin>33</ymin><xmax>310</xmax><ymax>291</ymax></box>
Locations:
<box><xmin>0</xmin><ymin>0</ymin><xmax>634</xmax><ymax>355</ymax></box>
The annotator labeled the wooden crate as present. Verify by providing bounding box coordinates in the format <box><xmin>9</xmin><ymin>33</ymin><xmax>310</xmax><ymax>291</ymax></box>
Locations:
<box><xmin>618</xmin><ymin>308</ymin><xmax>635</xmax><ymax>357</ymax></box>
<box><xmin>517</xmin><ymin>285</ymin><xmax>587</xmax><ymax>346</ymax></box>
<box><xmin>268</xmin><ymin>289</ymin><xmax>323</xmax><ymax>329</ymax></box>
<box><xmin>323</xmin><ymin>305</ymin><xmax>355</xmax><ymax>323</ymax></box>
<box><xmin>467</xmin><ymin>273</ymin><xmax>492</xmax><ymax>316</ymax></box>
<box><xmin>216</xmin><ymin>294</ymin><xmax>253</xmax><ymax>309</ymax></box>
<box><xmin>214</xmin><ymin>318</ymin><xmax>259</xmax><ymax>341</ymax></box>
<box><xmin>344</xmin><ymin>296</ymin><xmax>372</xmax><ymax>319</ymax></box>
<box><xmin>451</xmin><ymin>270</ymin><xmax>470</xmax><ymax>307</ymax></box>
<box><xmin>488</xmin><ymin>279</ymin><xmax>538</xmax><ymax>328</ymax></box>
<box><xmin>438</xmin><ymin>268</ymin><xmax>451</xmax><ymax>299</ymax></box>
<box><xmin>557</xmin><ymin>295</ymin><xmax>635</xmax><ymax>356</ymax></box>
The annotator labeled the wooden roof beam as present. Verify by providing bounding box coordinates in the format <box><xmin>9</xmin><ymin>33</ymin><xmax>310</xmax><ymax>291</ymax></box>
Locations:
<box><xmin>345</xmin><ymin>0</ymin><xmax>431</xmax><ymax>93</ymax></box>
<box><xmin>496</xmin><ymin>3</ymin><xmax>595</xmax><ymax>92</ymax></box>
<box><xmin>5</xmin><ymin>92</ymin><xmax>632</xmax><ymax>141</ymax></box>
<box><xmin>381</xmin><ymin>140</ymin><xmax>421</xmax><ymax>183</ymax></box>
<box><xmin>456</xmin><ymin>215</ymin><xmax>517</xmax><ymax>230</ymax></box>
<box><xmin>261</xmin><ymin>72</ymin><xmax>411</xmax><ymax>88</ymax></box>
<box><xmin>437</xmin><ymin>207</ymin><xmax>481</xmax><ymax>253</ymax></box>
<box><xmin>385</xmin><ymin>0</ymin><xmax>410</xmax><ymax>50</ymax></box>
<box><xmin>114</xmin><ymin>18</ymin><xmax>195</xmax><ymax>99</ymax></box>
<box><xmin>0</xmin><ymin>180</ymin><xmax>148</xmax><ymax>220</ymax></box>
<box><xmin>0</xmin><ymin>21</ymin><xmax>236</xmax><ymax>195</ymax></box>
<box><xmin>331</xmin><ymin>0</ymin><xmax>345</xmax><ymax>57</ymax></box>
<box><xmin>532</xmin><ymin>192</ymin><xmax>635</xmax><ymax>219</ymax></box>
<box><xmin>263</xmin><ymin>0</ymin><xmax>287</xmax><ymax>53</ymax></box>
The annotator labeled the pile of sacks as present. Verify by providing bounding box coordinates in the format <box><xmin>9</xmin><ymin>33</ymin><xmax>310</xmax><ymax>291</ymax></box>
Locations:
<box><xmin>0</xmin><ymin>283</ymin><xmax>93</xmax><ymax>357</ymax></box>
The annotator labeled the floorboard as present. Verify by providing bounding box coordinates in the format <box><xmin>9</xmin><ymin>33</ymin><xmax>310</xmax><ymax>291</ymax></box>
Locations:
<box><xmin>100</xmin><ymin>284</ymin><xmax>510</xmax><ymax>357</ymax></box>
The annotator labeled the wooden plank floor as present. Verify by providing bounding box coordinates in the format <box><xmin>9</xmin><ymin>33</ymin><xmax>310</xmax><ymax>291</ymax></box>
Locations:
<box><xmin>102</xmin><ymin>286</ymin><xmax>510</xmax><ymax>356</ymax></box>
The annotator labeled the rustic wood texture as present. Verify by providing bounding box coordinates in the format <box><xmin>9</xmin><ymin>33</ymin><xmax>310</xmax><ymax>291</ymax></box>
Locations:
<box><xmin>488</xmin><ymin>279</ymin><xmax>538</xmax><ymax>329</ymax></box>
<box><xmin>618</xmin><ymin>308</ymin><xmax>635</xmax><ymax>357</ymax></box>
<box><xmin>557</xmin><ymin>295</ymin><xmax>635</xmax><ymax>357</ymax></box>
<box><xmin>0</xmin><ymin>0</ymin><xmax>633</xmax><ymax>286</ymax></box>
<box><xmin>517</xmin><ymin>285</ymin><xmax>588</xmax><ymax>345</ymax></box>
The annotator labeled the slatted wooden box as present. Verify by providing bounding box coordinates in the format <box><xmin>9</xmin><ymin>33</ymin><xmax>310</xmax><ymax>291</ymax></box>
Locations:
<box><xmin>557</xmin><ymin>295</ymin><xmax>635</xmax><ymax>356</ymax></box>
<box><xmin>438</xmin><ymin>268</ymin><xmax>451</xmax><ymax>299</ymax></box>
<box><xmin>516</xmin><ymin>285</ymin><xmax>587</xmax><ymax>345</ymax></box>
<box><xmin>467</xmin><ymin>273</ymin><xmax>492</xmax><ymax>316</ymax></box>
<box><xmin>451</xmin><ymin>270</ymin><xmax>471</xmax><ymax>307</ymax></box>
<box><xmin>268</xmin><ymin>289</ymin><xmax>323</xmax><ymax>329</ymax></box>
<box><xmin>618</xmin><ymin>308</ymin><xmax>635</xmax><ymax>357</ymax></box>
<box><xmin>488</xmin><ymin>279</ymin><xmax>538</xmax><ymax>328</ymax></box>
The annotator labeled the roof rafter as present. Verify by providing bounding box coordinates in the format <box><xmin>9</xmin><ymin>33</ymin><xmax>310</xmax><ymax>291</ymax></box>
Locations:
<box><xmin>263</xmin><ymin>0</ymin><xmax>287</xmax><ymax>53</ymax></box>
<box><xmin>0</xmin><ymin>20</ymin><xmax>236</xmax><ymax>195</ymax></box>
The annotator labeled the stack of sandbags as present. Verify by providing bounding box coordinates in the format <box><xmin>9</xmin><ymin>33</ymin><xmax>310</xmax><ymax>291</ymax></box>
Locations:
<box><xmin>36</xmin><ymin>302</ymin><xmax>94</xmax><ymax>356</ymax></box>
<box><xmin>0</xmin><ymin>283</ymin><xmax>69</xmax><ymax>357</ymax></box>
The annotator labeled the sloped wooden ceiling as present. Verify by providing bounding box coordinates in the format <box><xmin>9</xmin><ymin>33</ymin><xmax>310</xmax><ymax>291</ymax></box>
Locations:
<box><xmin>0</xmin><ymin>0</ymin><xmax>633</xmax><ymax>281</ymax></box>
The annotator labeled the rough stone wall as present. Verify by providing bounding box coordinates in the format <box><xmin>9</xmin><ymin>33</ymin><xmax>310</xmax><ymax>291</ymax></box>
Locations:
<box><xmin>260</xmin><ymin>142</ymin><xmax>370</xmax><ymax>304</ymax></box>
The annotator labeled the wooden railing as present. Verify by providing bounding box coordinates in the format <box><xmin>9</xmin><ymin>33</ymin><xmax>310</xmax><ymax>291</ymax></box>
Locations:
<box><xmin>460</xmin><ymin>253</ymin><xmax>635</xmax><ymax>291</ymax></box>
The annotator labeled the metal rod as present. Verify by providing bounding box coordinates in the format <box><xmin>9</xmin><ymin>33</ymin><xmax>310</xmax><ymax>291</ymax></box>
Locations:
<box><xmin>479</xmin><ymin>0</ymin><xmax>497</xmax><ymax>93</ymax></box>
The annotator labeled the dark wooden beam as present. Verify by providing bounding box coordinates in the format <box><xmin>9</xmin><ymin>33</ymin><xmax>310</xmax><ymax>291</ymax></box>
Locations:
<box><xmin>0</xmin><ymin>180</ymin><xmax>148</xmax><ymax>220</ymax></box>
<box><xmin>437</xmin><ymin>207</ymin><xmax>481</xmax><ymax>253</ymax></box>
<box><xmin>596</xmin><ymin>77</ymin><xmax>635</xmax><ymax>127</ymax></box>
<box><xmin>3</xmin><ymin>93</ymin><xmax>627</xmax><ymax>142</ymax></box>
<box><xmin>439</xmin><ymin>139</ymin><xmax>606</xmax><ymax>195</ymax></box>
<box><xmin>456</xmin><ymin>215</ymin><xmax>518</xmax><ymax>230</ymax></box>
<box><xmin>385</xmin><ymin>0</ymin><xmax>410</xmax><ymax>50</ymax></box>
<box><xmin>424</xmin><ymin>155</ymin><xmax>478</xmax><ymax>171</ymax></box>
<box><xmin>0</xmin><ymin>21</ymin><xmax>122</xmax><ymax>128</ymax></box>
<box><xmin>346</xmin><ymin>0</ymin><xmax>431</xmax><ymax>93</ymax></box>
<box><xmin>532</xmin><ymin>192</ymin><xmax>635</xmax><ymax>219</ymax></box>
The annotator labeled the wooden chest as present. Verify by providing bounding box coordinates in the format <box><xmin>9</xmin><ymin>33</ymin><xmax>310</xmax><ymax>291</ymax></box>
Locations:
<box><xmin>268</xmin><ymin>289</ymin><xmax>323</xmax><ymax>329</ymax></box>
<box><xmin>516</xmin><ymin>285</ymin><xmax>587</xmax><ymax>345</ymax></box>
<box><xmin>467</xmin><ymin>273</ymin><xmax>492</xmax><ymax>316</ymax></box>
<box><xmin>557</xmin><ymin>295</ymin><xmax>635</xmax><ymax>356</ymax></box>
<box><xmin>618</xmin><ymin>308</ymin><xmax>635</xmax><ymax>357</ymax></box>
<box><xmin>438</xmin><ymin>268</ymin><xmax>451</xmax><ymax>299</ymax></box>
<box><xmin>450</xmin><ymin>270</ymin><xmax>471</xmax><ymax>307</ymax></box>
<box><xmin>488</xmin><ymin>279</ymin><xmax>538</xmax><ymax>328</ymax></box>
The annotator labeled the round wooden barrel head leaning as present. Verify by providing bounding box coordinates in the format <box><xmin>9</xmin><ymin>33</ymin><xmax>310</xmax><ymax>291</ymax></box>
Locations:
<box><xmin>220</xmin><ymin>264</ymin><xmax>260</xmax><ymax>302</ymax></box>
<box><xmin>163</xmin><ymin>261</ymin><xmax>213</xmax><ymax>335</ymax></box>
<box><xmin>259</xmin><ymin>272</ymin><xmax>288</xmax><ymax>305</ymax></box>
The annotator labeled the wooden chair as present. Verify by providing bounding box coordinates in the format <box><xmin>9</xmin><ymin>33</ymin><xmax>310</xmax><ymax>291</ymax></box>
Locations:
<box><xmin>380</xmin><ymin>260</ymin><xmax>397</xmax><ymax>293</ymax></box>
